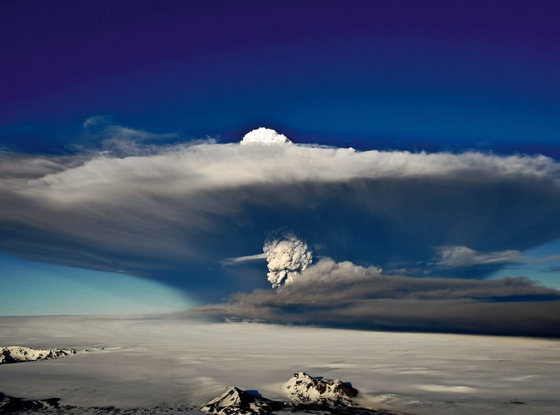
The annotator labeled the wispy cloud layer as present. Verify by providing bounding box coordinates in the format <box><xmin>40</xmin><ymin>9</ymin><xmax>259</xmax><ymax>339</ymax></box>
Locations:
<box><xmin>435</xmin><ymin>246</ymin><xmax>521</xmax><ymax>268</ymax></box>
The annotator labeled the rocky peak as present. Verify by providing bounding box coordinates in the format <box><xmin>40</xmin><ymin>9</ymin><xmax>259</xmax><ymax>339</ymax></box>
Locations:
<box><xmin>200</xmin><ymin>373</ymin><xmax>398</xmax><ymax>415</ymax></box>
<box><xmin>285</xmin><ymin>372</ymin><xmax>358</xmax><ymax>407</ymax></box>
<box><xmin>201</xmin><ymin>387</ymin><xmax>283</xmax><ymax>415</ymax></box>
<box><xmin>0</xmin><ymin>346</ymin><xmax>77</xmax><ymax>364</ymax></box>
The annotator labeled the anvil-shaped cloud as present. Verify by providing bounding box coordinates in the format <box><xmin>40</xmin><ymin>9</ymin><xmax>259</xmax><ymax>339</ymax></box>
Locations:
<box><xmin>0</xmin><ymin>124</ymin><xmax>560</xmax><ymax>305</ymax></box>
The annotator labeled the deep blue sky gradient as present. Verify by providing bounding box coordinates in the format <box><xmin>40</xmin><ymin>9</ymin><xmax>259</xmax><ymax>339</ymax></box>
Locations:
<box><xmin>1</xmin><ymin>0</ymin><xmax>560</xmax><ymax>155</ymax></box>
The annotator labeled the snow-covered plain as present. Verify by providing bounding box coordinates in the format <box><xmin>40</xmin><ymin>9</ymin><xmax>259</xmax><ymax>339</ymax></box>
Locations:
<box><xmin>0</xmin><ymin>315</ymin><xmax>558</xmax><ymax>414</ymax></box>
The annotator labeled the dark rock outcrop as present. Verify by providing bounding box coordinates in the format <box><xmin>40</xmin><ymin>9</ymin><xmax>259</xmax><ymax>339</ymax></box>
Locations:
<box><xmin>201</xmin><ymin>387</ymin><xmax>284</xmax><ymax>415</ymax></box>
<box><xmin>0</xmin><ymin>392</ymin><xmax>60</xmax><ymax>414</ymax></box>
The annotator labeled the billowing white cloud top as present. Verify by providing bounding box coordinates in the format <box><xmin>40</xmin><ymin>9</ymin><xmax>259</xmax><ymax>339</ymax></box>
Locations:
<box><xmin>263</xmin><ymin>235</ymin><xmax>312</xmax><ymax>288</ymax></box>
<box><xmin>240</xmin><ymin>127</ymin><xmax>291</xmax><ymax>145</ymax></box>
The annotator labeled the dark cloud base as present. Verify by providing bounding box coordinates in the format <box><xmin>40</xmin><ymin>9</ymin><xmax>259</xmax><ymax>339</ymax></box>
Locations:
<box><xmin>192</xmin><ymin>260</ymin><xmax>560</xmax><ymax>338</ymax></box>
<box><xmin>195</xmin><ymin>298</ymin><xmax>560</xmax><ymax>338</ymax></box>
<box><xmin>2</xmin><ymin>176</ymin><xmax>560</xmax><ymax>297</ymax></box>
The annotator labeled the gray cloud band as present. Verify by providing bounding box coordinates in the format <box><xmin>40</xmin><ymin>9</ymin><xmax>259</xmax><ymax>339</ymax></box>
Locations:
<box><xmin>0</xmin><ymin>129</ymin><xmax>559</xmax><ymax>298</ymax></box>
<box><xmin>193</xmin><ymin>258</ymin><xmax>560</xmax><ymax>337</ymax></box>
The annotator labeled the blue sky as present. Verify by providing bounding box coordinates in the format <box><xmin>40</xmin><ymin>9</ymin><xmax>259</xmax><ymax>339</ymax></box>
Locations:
<box><xmin>0</xmin><ymin>253</ymin><xmax>194</xmax><ymax>316</ymax></box>
<box><xmin>1</xmin><ymin>1</ymin><xmax>559</xmax><ymax>331</ymax></box>
<box><xmin>2</xmin><ymin>1</ymin><xmax>560</xmax><ymax>156</ymax></box>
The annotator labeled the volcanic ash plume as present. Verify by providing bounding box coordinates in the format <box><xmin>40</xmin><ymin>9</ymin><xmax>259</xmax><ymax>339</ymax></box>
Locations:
<box><xmin>263</xmin><ymin>235</ymin><xmax>312</xmax><ymax>288</ymax></box>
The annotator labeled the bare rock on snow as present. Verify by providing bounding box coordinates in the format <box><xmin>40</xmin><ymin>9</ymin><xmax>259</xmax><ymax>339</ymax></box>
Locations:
<box><xmin>0</xmin><ymin>346</ymin><xmax>77</xmax><ymax>364</ymax></box>
<box><xmin>201</xmin><ymin>387</ymin><xmax>283</xmax><ymax>415</ymax></box>
<box><xmin>285</xmin><ymin>372</ymin><xmax>358</xmax><ymax>407</ymax></box>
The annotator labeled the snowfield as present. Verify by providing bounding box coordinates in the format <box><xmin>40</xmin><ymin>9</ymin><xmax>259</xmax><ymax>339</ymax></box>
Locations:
<box><xmin>0</xmin><ymin>315</ymin><xmax>558</xmax><ymax>414</ymax></box>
